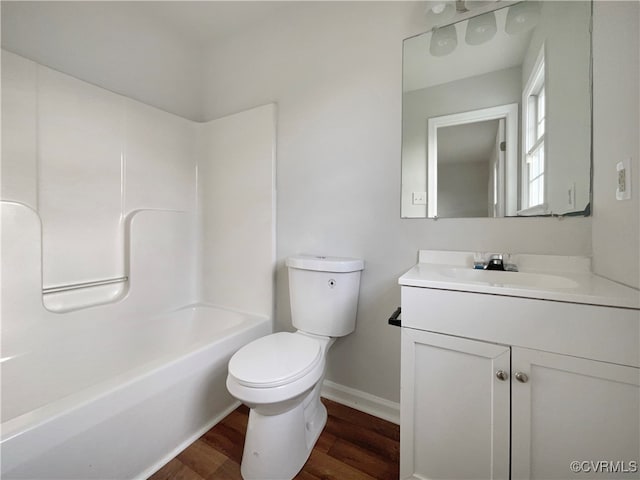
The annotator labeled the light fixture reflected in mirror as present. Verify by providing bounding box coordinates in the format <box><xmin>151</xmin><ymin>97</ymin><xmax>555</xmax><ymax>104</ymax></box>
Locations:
<box><xmin>505</xmin><ymin>2</ymin><xmax>541</xmax><ymax>35</ymax></box>
<box><xmin>465</xmin><ymin>11</ymin><xmax>497</xmax><ymax>45</ymax></box>
<box><xmin>430</xmin><ymin>24</ymin><xmax>458</xmax><ymax>56</ymax></box>
<box><xmin>425</xmin><ymin>1</ymin><xmax>456</xmax><ymax>27</ymax></box>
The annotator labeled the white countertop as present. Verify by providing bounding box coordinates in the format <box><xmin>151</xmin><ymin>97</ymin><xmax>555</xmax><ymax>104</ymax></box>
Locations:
<box><xmin>399</xmin><ymin>250</ymin><xmax>640</xmax><ymax>310</ymax></box>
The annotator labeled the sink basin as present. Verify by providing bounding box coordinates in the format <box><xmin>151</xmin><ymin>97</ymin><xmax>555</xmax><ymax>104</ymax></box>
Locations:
<box><xmin>440</xmin><ymin>267</ymin><xmax>580</xmax><ymax>289</ymax></box>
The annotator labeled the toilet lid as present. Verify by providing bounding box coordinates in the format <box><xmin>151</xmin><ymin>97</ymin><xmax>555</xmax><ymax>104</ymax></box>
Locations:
<box><xmin>228</xmin><ymin>332</ymin><xmax>323</xmax><ymax>388</ymax></box>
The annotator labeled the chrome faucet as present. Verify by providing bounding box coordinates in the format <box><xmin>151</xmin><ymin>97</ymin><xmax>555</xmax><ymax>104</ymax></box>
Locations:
<box><xmin>473</xmin><ymin>253</ymin><xmax>518</xmax><ymax>272</ymax></box>
<box><xmin>485</xmin><ymin>254</ymin><xmax>505</xmax><ymax>270</ymax></box>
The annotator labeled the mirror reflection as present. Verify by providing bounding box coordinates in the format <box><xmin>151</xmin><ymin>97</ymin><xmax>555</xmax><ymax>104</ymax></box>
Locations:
<box><xmin>401</xmin><ymin>1</ymin><xmax>592</xmax><ymax>218</ymax></box>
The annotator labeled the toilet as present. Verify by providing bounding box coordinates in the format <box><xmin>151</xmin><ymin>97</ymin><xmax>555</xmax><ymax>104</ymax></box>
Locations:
<box><xmin>226</xmin><ymin>255</ymin><xmax>364</xmax><ymax>480</ymax></box>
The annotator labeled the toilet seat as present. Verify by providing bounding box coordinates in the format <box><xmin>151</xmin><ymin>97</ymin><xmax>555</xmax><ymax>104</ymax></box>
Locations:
<box><xmin>228</xmin><ymin>332</ymin><xmax>323</xmax><ymax>388</ymax></box>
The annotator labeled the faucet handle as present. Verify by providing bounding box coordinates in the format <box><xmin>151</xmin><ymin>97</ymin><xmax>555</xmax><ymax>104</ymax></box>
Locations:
<box><xmin>473</xmin><ymin>252</ymin><xmax>486</xmax><ymax>269</ymax></box>
<box><xmin>503</xmin><ymin>253</ymin><xmax>519</xmax><ymax>272</ymax></box>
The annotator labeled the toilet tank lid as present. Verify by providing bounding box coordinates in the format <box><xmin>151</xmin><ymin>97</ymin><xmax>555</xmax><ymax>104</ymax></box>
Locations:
<box><xmin>286</xmin><ymin>255</ymin><xmax>364</xmax><ymax>273</ymax></box>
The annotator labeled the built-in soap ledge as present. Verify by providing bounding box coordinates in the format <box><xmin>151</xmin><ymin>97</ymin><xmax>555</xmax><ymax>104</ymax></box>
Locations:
<box><xmin>43</xmin><ymin>278</ymin><xmax>128</xmax><ymax>313</ymax></box>
<box><xmin>2</xmin><ymin>201</ymin><xmax>194</xmax><ymax>319</ymax></box>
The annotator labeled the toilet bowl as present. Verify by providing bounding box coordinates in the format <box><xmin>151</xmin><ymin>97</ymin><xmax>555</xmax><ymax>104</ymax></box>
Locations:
<box><xmin>226</xmin><ymin>331</ymin><xmax>334</xmax><ymax>479</ymax></box>
<box><xmin>226</xmin><ymin>255</ymin><xmax>363</xmax><ymax>480</ymax></box>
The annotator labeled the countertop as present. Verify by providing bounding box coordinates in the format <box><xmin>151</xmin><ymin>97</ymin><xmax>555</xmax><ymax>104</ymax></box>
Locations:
<box><xmin>399</xmin><ymin>250</ymin><xmax>640</xmax><ymax>310</ymax></box>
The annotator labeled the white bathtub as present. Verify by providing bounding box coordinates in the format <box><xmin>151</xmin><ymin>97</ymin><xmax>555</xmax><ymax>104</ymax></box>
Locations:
<box><xmin>0</xmin><ymin>304</ymin><xmax>271</xmax><ymax>479</ymax></box>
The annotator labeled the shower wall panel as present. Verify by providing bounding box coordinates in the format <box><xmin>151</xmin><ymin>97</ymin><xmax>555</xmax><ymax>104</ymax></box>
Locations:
<box><xmin>197</xmin><ymin>104</ymin><xmax>276</xmax><ymax>320</ymax></box>
<box><xmin>37</xmin><ymin>66</ymin><xmax>126</xmax><ymax>288</ymax></box>
<box><xmin>1</xmin><ymin>50</ymin><xmax>197</xmax><ymax>310</ymax></box>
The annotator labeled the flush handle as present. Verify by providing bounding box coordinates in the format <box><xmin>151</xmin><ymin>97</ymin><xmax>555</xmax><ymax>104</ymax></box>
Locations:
<box><xmin>514</xmin><ymin>371</ymin><xmax>529</xmax><ymax>383</ymax></box>
<box><xmin>495</xmin><ymin>370</ymin><xmax>508</xmax><ymax>381</ymax></box>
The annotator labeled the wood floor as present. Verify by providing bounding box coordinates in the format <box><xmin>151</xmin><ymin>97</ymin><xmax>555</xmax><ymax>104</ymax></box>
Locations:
<box><xmin>148</xmin><ymin>398</ymin><xmax>399</xmax><ymax>480</ymax></box>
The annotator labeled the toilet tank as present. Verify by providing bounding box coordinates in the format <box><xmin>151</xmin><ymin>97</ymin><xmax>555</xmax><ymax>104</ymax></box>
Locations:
<box><xmin>286</xmin><ymin>255</ymin><xmax>364</xmax><ymax>337</ymax></box>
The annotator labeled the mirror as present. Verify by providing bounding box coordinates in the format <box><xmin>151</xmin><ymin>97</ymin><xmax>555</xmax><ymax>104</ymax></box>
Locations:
<box><xmin>401</xmin><ymin>1</ymin><xmax>592</xmax><ymax>218</ymax></box>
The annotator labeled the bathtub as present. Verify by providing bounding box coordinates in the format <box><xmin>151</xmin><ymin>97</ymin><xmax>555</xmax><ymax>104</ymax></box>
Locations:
<box><xmin>0</xmin><ymin>304</ymin><xmax>271</xmax><ymax>479</ymax></box>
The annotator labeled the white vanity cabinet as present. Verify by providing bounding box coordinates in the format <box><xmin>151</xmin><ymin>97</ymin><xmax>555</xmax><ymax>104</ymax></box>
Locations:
<box><xmin>401</xmin><ymin>328</ymin><xmax>511</xmax><ymax>480</ymax></box>
<box><xmin>399</xmin><ymin>281</ymin><xmax>640</xmax><ymax>480</ymax></box>
<box><xmin>510</xmin><ymin>347</ymin><xmax>639</xmax><ymax>480</ymax></box>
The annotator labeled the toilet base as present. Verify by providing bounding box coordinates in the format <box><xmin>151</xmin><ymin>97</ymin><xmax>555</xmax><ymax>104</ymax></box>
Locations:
<box><xmin>240</xmin><ymin>384</ymin><xmax>327</xmax><ymax>480</ymax></box>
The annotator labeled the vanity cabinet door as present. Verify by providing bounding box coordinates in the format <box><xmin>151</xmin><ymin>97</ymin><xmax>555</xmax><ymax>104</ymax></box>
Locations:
<box><xmin>400</xmin><ymin>328</ymin><xmax>510</xmax><ymax>480</ymax></box>
<box><xmin>511</xmin><ymin>347</ymin><xmax>640</xmax><ymax>480</ymax></box>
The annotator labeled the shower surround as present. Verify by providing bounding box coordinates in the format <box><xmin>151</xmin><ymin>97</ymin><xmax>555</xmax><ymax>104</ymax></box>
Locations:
<box><xmin>1</xmin><ymin>51</ymin><xmax>276</xmax><ymax>478</ymax></box>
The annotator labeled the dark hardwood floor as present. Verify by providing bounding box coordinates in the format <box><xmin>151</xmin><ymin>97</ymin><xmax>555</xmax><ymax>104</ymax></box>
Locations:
<box><xmin>148</xmin><ymin>398</ymin><xmax>399</xmax><ymax>480</ymax></box>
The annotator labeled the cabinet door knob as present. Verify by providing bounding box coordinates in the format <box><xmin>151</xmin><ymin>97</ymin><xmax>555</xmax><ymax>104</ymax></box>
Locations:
<box><xmin>495</xmin><ymin>370</ymin><xmax>508</xmax><ymax>381</ymax></box>
<box><xmin>514</xmin><ymin>371</ymin><xmax>529</xmax><ymax>383</ymax></box>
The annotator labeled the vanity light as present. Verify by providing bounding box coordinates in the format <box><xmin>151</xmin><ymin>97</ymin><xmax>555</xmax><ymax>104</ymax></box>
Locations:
<box><xmin>430</xmin><ymin>24</ymin><xmax>458</xmax><ymax>57</ymax></box>
<box><xmin>505</xmin><ymin>2</ymin><xmax>541</xmax><ymax>35</ymax></box>
<box><xmin>465</xmin><ymin>11</ymin><xmax>497</xmax><ymax>45</ymax></box>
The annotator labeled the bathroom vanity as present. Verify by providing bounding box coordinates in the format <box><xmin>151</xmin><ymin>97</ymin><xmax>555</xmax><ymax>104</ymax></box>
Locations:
<box><xmin>398</xmin><ymin>251</ymin><xmax>640</xmax><ymax>480</ymax></box>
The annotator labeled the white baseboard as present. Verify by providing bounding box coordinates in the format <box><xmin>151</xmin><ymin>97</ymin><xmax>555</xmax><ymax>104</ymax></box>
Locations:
<box><xmin>321</xmin><ymin>380</ymin><xmax>400</xmax><ymax>425</ymax></box>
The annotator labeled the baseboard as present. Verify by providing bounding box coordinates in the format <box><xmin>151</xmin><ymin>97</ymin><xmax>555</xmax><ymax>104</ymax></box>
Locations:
<box><xmin>321</xmin><ymin>380</ymin><xmax>400</xmax><ymax>425</ymax></box>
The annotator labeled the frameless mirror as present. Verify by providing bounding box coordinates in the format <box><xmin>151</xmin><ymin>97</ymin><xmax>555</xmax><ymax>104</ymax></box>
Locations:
<box><xmin>401</xmin><ymin>1</ymin><xmax>592</xmax><ymax>218</ymax></box>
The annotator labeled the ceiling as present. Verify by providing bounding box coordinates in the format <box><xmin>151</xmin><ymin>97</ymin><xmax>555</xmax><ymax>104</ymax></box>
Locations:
<box><xmin>0</xmin><ymin>0</ymin><xmax>307</xmax><ymax>121</ymax></box>
<box><xmin>124</xmin><ymin>1</ymin><xmax>293</xmax><ymax>46</ymax></box>
<box><xmin>2</xmin><ymin>1</ymin><xmax>295</xmax><ymax>50</ymax></box>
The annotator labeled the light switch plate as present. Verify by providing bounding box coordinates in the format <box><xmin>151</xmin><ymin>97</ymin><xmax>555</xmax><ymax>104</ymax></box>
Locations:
<box><xmin>616</xmin><ymin>158</ymin><xmax>631</xmax><ymax>201</ymax></box>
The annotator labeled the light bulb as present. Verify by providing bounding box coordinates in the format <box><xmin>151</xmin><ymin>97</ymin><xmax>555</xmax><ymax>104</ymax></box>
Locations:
<box><xmin>465</xmin><ymin>11</ymin><xmax>497</xmax><ymax>46</ymax></box>
<box><xmin>432</xmin><ymin>2</ymin><xmax>447</xmax><ymax>14</ymax></box>
<box><xmin>505</xmin><ymin>2</ymin><xmax>541</xmax><ymax>35</ymax></box>
<box><xmin>425</xmin><ymin>1</ymin><xmax>455</xmax><ymax>28</ymax></box>
<box><xmin>430</xmin><ymin>25</ymin><xmax>458</xmax><ymax>56</ymax></box>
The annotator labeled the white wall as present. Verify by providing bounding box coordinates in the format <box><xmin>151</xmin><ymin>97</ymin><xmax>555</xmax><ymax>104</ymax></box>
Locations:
<box><xmin>0</xmin><ymin>1</ymin><xmax>203</xmax><ymax>121</ymax></box>
<box><xmin>438</xmin><ymin>161</ymin><xmax>491</xmax><ymax>218</ymax></box>
<box><xmin>592</xmin><ymin>1</ymin><xmax>640</xmax><ymax>289</ymax></box>
<box><xmin>201</xmin><ymin>2</ymin><xmax>591</xmax><ymax>404</ymax></box>
<box><xmin>197</xmin><ymin>104</ymin><xmax>277</xmax><ymax>319</ymax></box>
